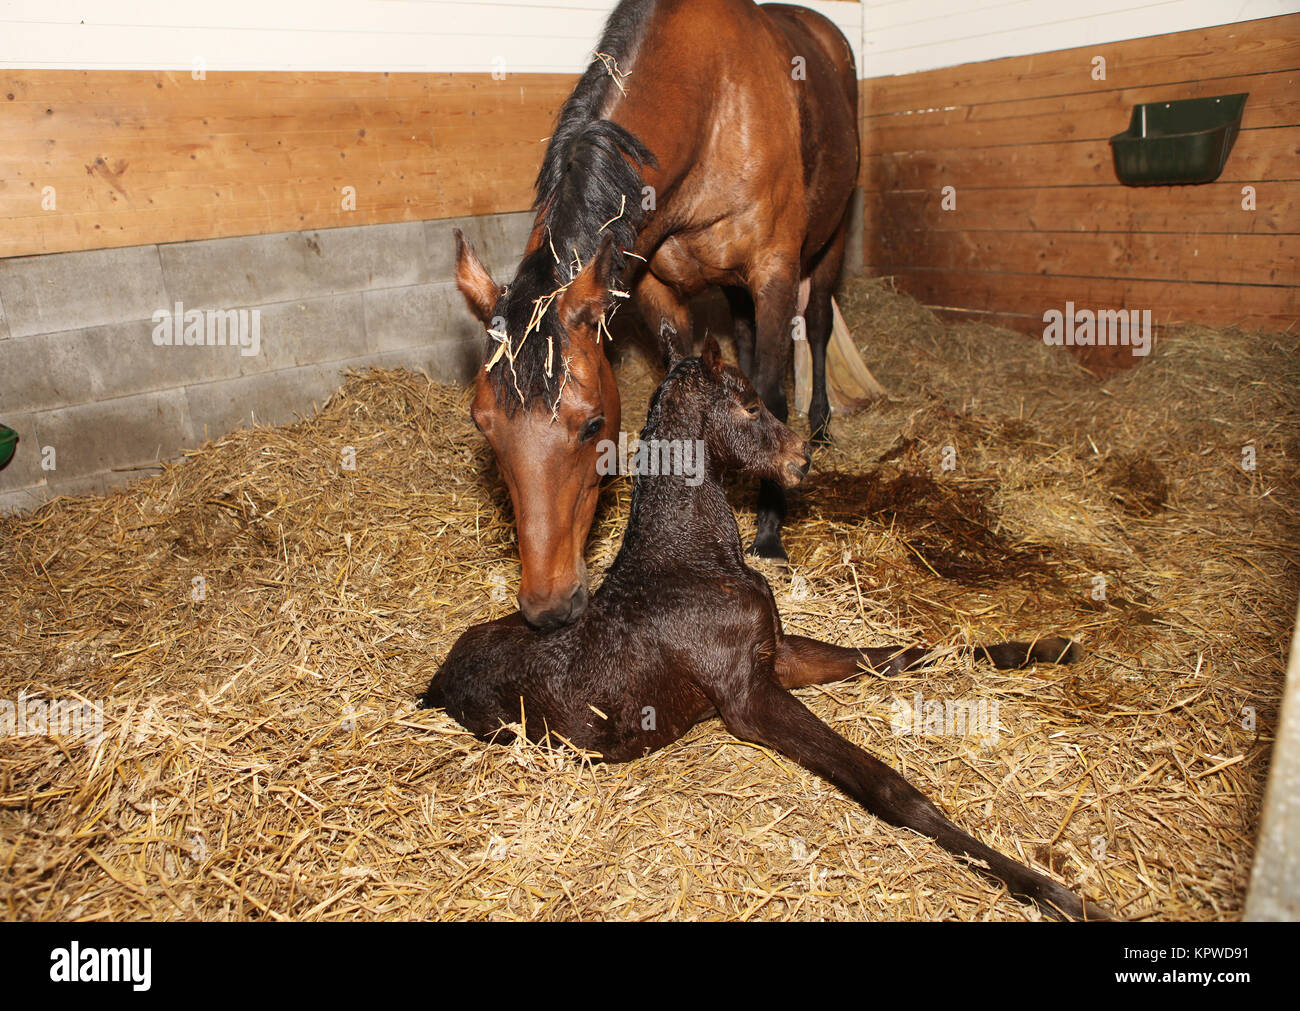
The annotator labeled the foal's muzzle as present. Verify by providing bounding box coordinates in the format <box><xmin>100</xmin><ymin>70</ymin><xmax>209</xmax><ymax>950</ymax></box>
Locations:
<box><xmin>783</xmin><ymin>442</ymin><xmax>813</xmax><ymax>487</ymax></box>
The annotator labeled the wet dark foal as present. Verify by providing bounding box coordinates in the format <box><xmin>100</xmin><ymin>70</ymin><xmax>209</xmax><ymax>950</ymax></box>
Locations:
<box><xmin>422</xmin><ymin>337</ymin><xmax>1109</xmax><ymax>920</ymax></box>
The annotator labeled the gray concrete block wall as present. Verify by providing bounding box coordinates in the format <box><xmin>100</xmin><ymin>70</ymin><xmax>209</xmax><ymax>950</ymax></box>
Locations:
<box><xmin>0</xmin><ymin>245</ymin><xmax>170</xmax><ymax>339</ymax></box>
<box><xmin>0</xmin><ymin>191</ymin><xmax>865</xmax><ymax>515</ymax></box>
<box><xmin>0</xmin><ymin>211</ymin><xmax>533</xmax><ymax>514</ymax></box>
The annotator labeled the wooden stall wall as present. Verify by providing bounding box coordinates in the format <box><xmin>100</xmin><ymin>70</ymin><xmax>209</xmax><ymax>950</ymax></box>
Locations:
<box><xmin>861</xmin><ymin>13</ymin><xmax>1299</xmax><ymax>368</ymax></box>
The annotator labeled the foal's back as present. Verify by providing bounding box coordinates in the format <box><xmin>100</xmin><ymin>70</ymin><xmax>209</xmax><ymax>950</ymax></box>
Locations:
<box><xmin>424</xmin><ymin>566</ymin><xmax>741</xmax><ymax>761</ymax></box>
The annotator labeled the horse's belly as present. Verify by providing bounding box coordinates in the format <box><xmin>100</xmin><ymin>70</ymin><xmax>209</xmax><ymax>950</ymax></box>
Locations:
<box><xmin>646</xmin><ymin>226</ymin><xmax>764</xmax><ymax>297</ymax></box>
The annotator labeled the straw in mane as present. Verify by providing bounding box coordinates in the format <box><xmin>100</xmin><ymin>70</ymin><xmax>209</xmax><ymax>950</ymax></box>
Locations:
<box><xmin>484</xmin><ymin>0</ymin><xmax>659</xmax><ymax>411</ymax></box>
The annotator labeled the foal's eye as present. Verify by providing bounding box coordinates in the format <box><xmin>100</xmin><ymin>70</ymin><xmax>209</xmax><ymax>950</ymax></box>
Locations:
<box><xmin>580</xmin><ymin>417</ymin><xmax>604</xmax><ymax>443</ymax></box>
<box><xmin>745</xmin><ymin>402</ymin><xmax>761</xmax><ymax>418</ymax></box>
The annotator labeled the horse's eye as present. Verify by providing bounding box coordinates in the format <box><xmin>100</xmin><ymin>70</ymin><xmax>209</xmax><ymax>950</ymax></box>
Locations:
<box><xmin>580</xmin><ymin>417</ymin><xmax>604</xmax><ymax>443</ymax></box>
<box><xmin>746</xmin><ymin>402</ymin><xmax>761</xmax><ymax>418</ymax></box>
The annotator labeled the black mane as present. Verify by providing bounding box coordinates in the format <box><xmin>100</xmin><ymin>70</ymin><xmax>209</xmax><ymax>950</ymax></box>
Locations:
<box><xmin>487</xmin><ymin>0</ymin><xmax>659</xmax><ymax>409</ymax></box>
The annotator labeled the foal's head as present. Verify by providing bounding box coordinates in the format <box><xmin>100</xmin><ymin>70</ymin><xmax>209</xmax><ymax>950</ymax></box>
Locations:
<box><xmin>656</xmin><ymin>334</ymin><xmax>812</xmax><ymax>489</ymax></box>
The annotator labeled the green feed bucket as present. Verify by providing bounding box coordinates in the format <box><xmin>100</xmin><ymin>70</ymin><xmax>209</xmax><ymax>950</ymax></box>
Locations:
<box><xmin>1109</xmin><ymin>93</ymin><xmax>1247</xmax><ymax>186</ymax></box>
<box><xmin>0</xmin><ymin>424</ymin><xmax>18</xmax><ymax>471</ymax></box>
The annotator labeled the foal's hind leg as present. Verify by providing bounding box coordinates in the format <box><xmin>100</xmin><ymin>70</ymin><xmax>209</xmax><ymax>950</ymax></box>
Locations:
<box><xmin>776</xmin><ymin>635</ymin><xmax>927</xmax><ymax>688</ymax></box>
<box><xmin>775</xmin><ymin>634</ymin><xmax>1078</xmax><ymax>689</ymax></box>
<box><xmin>711</xmin><ymin>676</ymin><xmax>1105</xmax><ymax>919</ymax></box>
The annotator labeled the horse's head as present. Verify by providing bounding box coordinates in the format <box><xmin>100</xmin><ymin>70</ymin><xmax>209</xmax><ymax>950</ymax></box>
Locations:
<box><xmin>454</xmin><ymin>229</ymin><xmax>621</xmax><ymax>630</ymax></box>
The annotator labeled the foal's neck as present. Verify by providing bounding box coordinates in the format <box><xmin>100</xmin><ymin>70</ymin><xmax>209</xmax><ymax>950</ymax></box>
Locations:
<box><xmin>611</xmin><ymin>416</ymin><xmax>746</xmax><ymax>575</ymax></box>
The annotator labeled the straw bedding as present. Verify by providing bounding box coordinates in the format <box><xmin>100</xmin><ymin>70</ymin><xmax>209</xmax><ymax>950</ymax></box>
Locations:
<box><xmin>2</xmin><ymin>275</ymin><xmax>1296</xmax><ymax>920</ymax></box>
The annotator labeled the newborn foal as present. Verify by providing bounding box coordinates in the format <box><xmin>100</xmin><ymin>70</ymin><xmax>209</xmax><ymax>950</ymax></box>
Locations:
<box><xmin>422</xmin><ymin>337</ymin><xmax>1107</xmax><ymax>920</ymax></box>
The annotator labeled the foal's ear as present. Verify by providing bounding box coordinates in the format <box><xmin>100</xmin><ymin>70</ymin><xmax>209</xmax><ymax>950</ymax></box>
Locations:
<box><xmin>559</xmin><ymin>234</ymin><xmax>616</xmax><ymax>333</ymax></box>
<box><xmin>700</xmin><ymin>333</ymin><xmax>724</xmax><ymax>375</ymax></box>
<box><xmin>454</xmin><ymin>229</ymin><xmax>498</xmax><ymax>325</ymax></box>
<box><xmin>657</xmin><ymin>318</ymin><xmax>684</xmax><ymax>371</ymax></box>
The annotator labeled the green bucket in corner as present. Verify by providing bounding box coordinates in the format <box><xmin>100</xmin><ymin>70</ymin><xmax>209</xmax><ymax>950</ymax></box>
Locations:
<box><xmin>0</xmin><ymin>424</ymin><xmax>18</xmax><ymax>471</ymax></box>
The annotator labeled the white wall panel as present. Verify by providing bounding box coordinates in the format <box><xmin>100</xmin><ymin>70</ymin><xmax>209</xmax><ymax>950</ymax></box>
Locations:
<box><xmin>0</xmin><ymin>0</ymin><xmax>862</xmax><ymax>74</ymax></box>
<box><xmin>2</xmin><ymin>0</ymin><xmax>1283</xmax><ymax>80</ymax></box>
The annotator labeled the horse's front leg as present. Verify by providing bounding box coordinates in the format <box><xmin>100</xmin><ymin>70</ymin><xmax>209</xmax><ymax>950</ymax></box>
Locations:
<box><xmin>724</xmin><ymin>286</ymin><xmax>757</xmax><ymax>380</ymax></box>
<box><xmin>747</xmin><ymin>260</ymin><xmax>800</xmax><ymax>560</ymax></box>
<box><xmin>804</xmin><ymin>221</ymin><xmax>849</xmax><ymax>447</ymax></box>
<box><xmin>634</xmin><ymin>272</ymin><xmax>692</xmax><ymax>365</ymax></box>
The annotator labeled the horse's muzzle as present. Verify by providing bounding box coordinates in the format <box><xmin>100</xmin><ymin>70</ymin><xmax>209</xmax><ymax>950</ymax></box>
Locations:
<box><xmin>520</xmin><ymin>582</ymin><xmax>589</xmax><ymax>630</ymax></box>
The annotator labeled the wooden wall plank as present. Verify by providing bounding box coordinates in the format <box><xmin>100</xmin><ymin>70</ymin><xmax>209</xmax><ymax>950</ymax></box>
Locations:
<box><xmin>0</xmin><ymin>70</ymin><xmax>576</xmax><ymax>258</ymax></box>
<box><xmin>864</xmin><ymin>125</ymin><xmax>1300</xmax><ymax>191</ymax></box>
<box><xmin>864</xmin><ymin>69</ymin><xmax>1299</xmax><ymax>155</ymax></box>
<box><xmin>0</xmin><ymin>70</ymin><xmax>574</xmax><ymax>103</ymax></box>
<box><xmin>870</xmin><ymin>231</ymin><xmax>1299</xmax><ymax>287</ymax></box>
<box><xmin>874</xmin><ymin>267</ymin><xmax>1298</xmax><ymax>331</ymax></box>
<box><xmin>864</xmin><ymin>184</ymin><xmax>1297</xmax><ymax>236</ymax></box>
<box><xmin>862</xmin><ymin>14</ymin><xmax>1300</xmax><ymax>116</ymax></box>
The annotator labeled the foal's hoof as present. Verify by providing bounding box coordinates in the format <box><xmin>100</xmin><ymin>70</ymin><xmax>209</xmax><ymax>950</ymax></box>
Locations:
<box><xmin>748</xmin><ymin>532</ymin><xmax>789</xmax><ymax>563</ymax></box>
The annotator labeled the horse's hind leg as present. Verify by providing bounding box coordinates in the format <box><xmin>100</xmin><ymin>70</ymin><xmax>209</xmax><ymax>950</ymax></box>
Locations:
<box><xmin>804</xmin><ymin>221</ymin><xmax>849</xmax><ymax>447</ymax></box>
<box><xmin>713</xmin><ymin>676</ymin><xmax>1106</xmax><ymax>920</ymax></box>
<box><xmin>776</xmin><ymin>634</ymin><xmax>1078</xmax><ymax>689</ymax></box>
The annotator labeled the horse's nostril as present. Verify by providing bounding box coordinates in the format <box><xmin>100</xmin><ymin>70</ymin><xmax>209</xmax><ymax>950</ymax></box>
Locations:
<box><xmin>520</xmin><ymin>584</ymin><xmax>588</xmax><ymax>630</ymax></box>
<box><xmin>568</xmin><ymin>583</ymin><xmax>589</xmax><ymax>620</ymax></box>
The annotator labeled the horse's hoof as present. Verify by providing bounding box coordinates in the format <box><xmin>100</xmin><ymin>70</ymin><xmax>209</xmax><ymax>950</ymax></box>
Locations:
<box><xmin>810</xmin><ymin>425</ymin><xmax>832</xmax><ymax>449</ymax></box>
<box><xmin>748</xmin><ymin>533</ymin><xmax>789</xmax><ymax>563</ymax></box>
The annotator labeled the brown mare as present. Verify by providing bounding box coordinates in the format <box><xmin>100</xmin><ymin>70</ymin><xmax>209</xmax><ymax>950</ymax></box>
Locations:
<box><xmin>454</xmin><ymin>0</ymin><xmax>858</xmax><ymax>628</ymax></box>
<box><xmin>422</xmin><ymin>333</ymin><xmax>1110</xmax><ymax>920</ymax></box>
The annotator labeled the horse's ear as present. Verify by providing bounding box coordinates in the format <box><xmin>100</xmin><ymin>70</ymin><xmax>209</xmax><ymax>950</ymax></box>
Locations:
<box><xmin>559</xmin><ymin>234</ymin><xmax>616</xmax><ymax>333</ymax></box>
<box><xmin>701</xmin><ymin>333</ymin><xmax>724</xmax><ymax>374</ymax></box>
<box><xmin>657</xmin><ymin>318</ymin><xmax>684</xmax><ymax>371</ymax></box>
<box><xmin>454</xmin><ymin>228</ymin><xmax>498</xmax><ymax>325</ymax></box>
